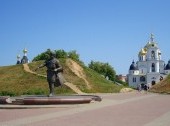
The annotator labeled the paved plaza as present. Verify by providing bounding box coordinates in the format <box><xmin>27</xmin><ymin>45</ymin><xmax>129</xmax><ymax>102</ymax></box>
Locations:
<box><xmin>0</xmin><ymin>92</ymin><xmax>170</xmax><ymax>126</ymax></box>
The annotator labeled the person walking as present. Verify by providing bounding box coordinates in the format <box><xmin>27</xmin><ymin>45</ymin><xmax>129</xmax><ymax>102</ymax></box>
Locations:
<box><xmin>138</xmin><ymin>84</ymin><xmax>142</xmax><ymax>92</ymax></box>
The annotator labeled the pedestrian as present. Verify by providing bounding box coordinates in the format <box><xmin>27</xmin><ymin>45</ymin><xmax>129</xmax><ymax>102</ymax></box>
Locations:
<box><xmin>138</xmin><ymin>84</ymin><xmax>142</xmax><ymax>92</ymax></box>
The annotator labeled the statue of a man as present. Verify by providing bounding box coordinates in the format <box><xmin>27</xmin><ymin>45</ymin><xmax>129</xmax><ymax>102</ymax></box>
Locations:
<box><xmin>36</xmin><ymin>52</ymin><xmax>63</xmax><ymax>96</ymax></box>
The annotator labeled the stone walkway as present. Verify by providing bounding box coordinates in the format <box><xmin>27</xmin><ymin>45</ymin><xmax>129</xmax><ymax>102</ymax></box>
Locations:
<box><xmin>0</xmin><ymin>92</ymin><xmax>170</xmax><ymax>126</ymax></box>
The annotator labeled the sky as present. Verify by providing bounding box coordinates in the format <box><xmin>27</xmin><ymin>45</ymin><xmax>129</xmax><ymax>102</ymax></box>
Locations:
<box><xmin>0</xmin><ymin>0</ymin><xmax>170</xmax><ymax>75</ymax></box>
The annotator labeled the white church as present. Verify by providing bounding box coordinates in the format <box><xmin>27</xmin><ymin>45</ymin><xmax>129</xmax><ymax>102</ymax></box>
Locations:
<box><xmin>16</xmin><ymin>48</ymin><xmax>29</xmax><ymax>64</ymax></box>
<box><xmin>127</xmin><ymin>34</ymin><xmax>170</xmax><ymax>89</ymax></box>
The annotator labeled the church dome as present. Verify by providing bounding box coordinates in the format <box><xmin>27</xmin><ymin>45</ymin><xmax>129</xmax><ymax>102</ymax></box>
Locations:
<box><xmin>129</xmin><ymin>61</ymin><xmax>138</xmax><ymax>70</ymax></box>
<box><xmin>23</xmin><ymin>48</ymin><xmax>28</xmax><ymax>54</ymax></box>
<box><xmin>139</xmin><ymin>48</ymin><xmax>147</xmax><ymax>55</ymax></box>
<box><xmin>165</xmin><ymin>60</ymin><xmax>170</xmax><ymax>70</ymax></box>
<box><xmin>17</xmin><ymin>54</ymin><xmax>20</xmax><ymax>59</ymax></box>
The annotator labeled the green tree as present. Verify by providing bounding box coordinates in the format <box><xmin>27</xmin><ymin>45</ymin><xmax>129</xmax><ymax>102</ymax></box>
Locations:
<box><xmin>32</xmin><ymin>49</ymin><xmax>52</xmax><ymax>61</ymax></box>
<box><xmin>89</xmin><ymin>61</ymin><xmax>103</xmax><ymax>74</ymax></box>
<box><xmin>55</xmin><ymin>49</ymin><xmax>68</xmax><ymax>58</ymax></box>
<box><xmin>88</xmin><ymin>61</ymin><xmax>116</xmax><ymax>81</ymax></box>
<box><xmin>105</xmin><ymin>64</ymin><xmax>116</xmax><ymax>81</ymax></box>
<box><xmin>32</xmin><ymin>49</ymin><xmax>83</xmax><ymax>63</ymax></box>
<box><xmin>68</xmin><ymin>50</ymin><xmax>80</xmax><ymax>61</ymax></box>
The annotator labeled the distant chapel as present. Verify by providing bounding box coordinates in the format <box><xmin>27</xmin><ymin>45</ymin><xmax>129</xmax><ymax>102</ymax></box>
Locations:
<box><xmin>16</xmin><ymin>48</ymin><xmax>29</xmax><ymax>64</ymax></box>
<box><xmin>127</xmin><ymin>34</ymin><xmax>170</xmax><ymax>89</ymax></box>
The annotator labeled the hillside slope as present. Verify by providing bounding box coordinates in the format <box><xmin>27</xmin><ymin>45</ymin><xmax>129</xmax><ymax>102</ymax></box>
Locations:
<box><xmin>0</xmin><ymin>64</ymin><xmax>74</xmax><ymax>96</ymax></box>
<box><xmin>0</xmin><ymin>59</ymin><xmax>123</xmax><ymax>96</ymax></box>
<box><xmin>29</xmin><ymin>59</ymin><xmax>123</xmax><ymax>93</ymax></box>
<box><xmin>23</xmin><ymin>63</ymin><xmax>84</xmax><ymax>94</ymax></box>
<box><xmin>149</xmin><ymin>74</ymin><xmax>170</xmax><ymax>94</ymax></box>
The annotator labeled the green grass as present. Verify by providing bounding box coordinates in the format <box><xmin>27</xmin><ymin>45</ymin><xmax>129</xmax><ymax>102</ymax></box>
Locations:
<box><xmin>0</xmin><ymin>63</ymin><xmax>74</xmax><ymax>96</ymax></box>
<box><xmin>0</xmin><ymin>59</ymin><xmax>123</xmax><ymax>96</ymax></box>
<box><xmin>0</xmin><ymin>64</ymin><xmax>46</xmax><ymax>96</ymax></box>
<box><xmin>83</xmin><ymin>66</ymin><xmax>123</xmax><ymax>93</ymax></box>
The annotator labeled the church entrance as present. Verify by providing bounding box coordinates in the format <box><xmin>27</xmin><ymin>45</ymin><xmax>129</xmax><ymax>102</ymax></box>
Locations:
<box><xmin>141</xmin><ymin>83</ymin><xmax>145</xmax><ymax>90</ymax></box>
<box><xmin>140</xmin><ymin>83</ymin><xmax>148</xmax><ymax>91</ymax></box>
<box><xmin>152</xmin><ymin>81</ymin><xmax>156</xmax><ymax>86</ymax></box>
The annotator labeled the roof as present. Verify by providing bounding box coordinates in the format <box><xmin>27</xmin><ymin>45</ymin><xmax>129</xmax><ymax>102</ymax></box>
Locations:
<box><xmin>165</xmin><ymin>60</ymin><xmax>170</xmax><ymax>70</ymax></box>
<box><xmin>129</xmin><ymin>61</ymin><xmax>138</xmax><ymax>70</ymax></box>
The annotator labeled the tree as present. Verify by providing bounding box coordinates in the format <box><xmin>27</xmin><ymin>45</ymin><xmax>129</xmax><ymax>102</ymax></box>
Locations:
<box><xmin>55</xmin><ymin>49</ymin><xmax>67</xmax><ymax>58</ymax></box>
<box><xmin>105</xmin><ymin>64</ymin><xmax>116</xmax><ymax>81</ymax></box>
<box><xmin>88</xmin><ymin>61</ymin><xmax>116</xmax><ymax>81</ymax></box>
<box><xmin>32</xmin><ymin>49</ymin><xmax>82</xmax><ymax>63</ymax></box>
<box><xmin>68</xmin><ymin>50</ymin><xmax>80</xmax><ymax>61</ymax></box>
<box><xmin>32</xmin><ymin>49</ymin><xmax>52</xmax><ymax>61</ymax></box>
<box><xmin>89</xmin><ymin>61</ymin><xmax>103</xmax><ymax>74</ymax></box>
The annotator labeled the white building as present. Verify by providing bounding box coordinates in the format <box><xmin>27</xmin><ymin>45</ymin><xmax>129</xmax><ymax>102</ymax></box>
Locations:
<box><xmin>16</xmin><ymin>48</ymin><xmax>29</xmax><ymax>64</ymax></box>
<box><xmin>127</xmin><ymin>34</ymin><xmax>170</xmax><ymax>89</ymax></box>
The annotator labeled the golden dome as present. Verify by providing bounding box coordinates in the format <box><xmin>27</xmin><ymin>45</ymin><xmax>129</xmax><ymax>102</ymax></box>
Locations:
<box><xmin>144</xmin><ymin>47</ymin><xmax>147</xmax><ymax>52</ymax></box>
<box><xmin>139</xmin><ymin>48</ymin><xmax>147</xmax><ymax>55</ymax></box>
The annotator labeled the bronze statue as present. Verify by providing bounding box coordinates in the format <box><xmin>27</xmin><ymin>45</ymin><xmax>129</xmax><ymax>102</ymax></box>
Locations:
<box><xmin>35</xmin><ymin>52</ymin><xmax>64</xmax><ymax>96</ymax></box>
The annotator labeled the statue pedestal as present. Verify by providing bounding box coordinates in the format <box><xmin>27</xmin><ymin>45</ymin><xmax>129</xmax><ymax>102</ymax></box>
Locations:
<box><xmin>0</xmin><ymin>95</ymin><xmax>102</xmax><ymax>106</ymax></box>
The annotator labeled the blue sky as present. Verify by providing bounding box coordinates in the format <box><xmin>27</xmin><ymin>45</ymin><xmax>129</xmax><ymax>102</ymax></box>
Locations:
<box><xmin>0</xmin><ymin>0</ymin><xmax>170</xmax><ymax>74</ymax></box>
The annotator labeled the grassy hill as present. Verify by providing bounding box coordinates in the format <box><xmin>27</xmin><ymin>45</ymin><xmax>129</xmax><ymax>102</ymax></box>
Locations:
<box><xmin>0</xmin><ymin>59</ymin><xmax>123</xmax><ymax>96</ymax></box>
<box><xmin>149</xmin><ymin>74</ymin><xmax>170</xmax><ymax>94</ymax></box>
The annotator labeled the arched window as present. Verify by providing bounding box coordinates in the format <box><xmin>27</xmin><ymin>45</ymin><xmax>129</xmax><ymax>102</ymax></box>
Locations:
<box><xmin>133</xmin><ymin>77</ymin><xmax>136</xmax><ymax>82</ymax></box>
<box><xmin>139</xmin><ymin>56</ymin><xmax>141</xmax><ymax>61</ymax></box>
<box><xmin>151</xmin><ymin>51</ymin><xmax>155</xmax><ymax>59</ymax></box>
<box><xmin>152</xmin><ymin>63</ymin><xmax>155</xmax><ymax>72</ymax></box>
<box><xmin>140</xmin><ymin>76</ymin><xmax>145</xmax><ymax>82</ymax></box>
